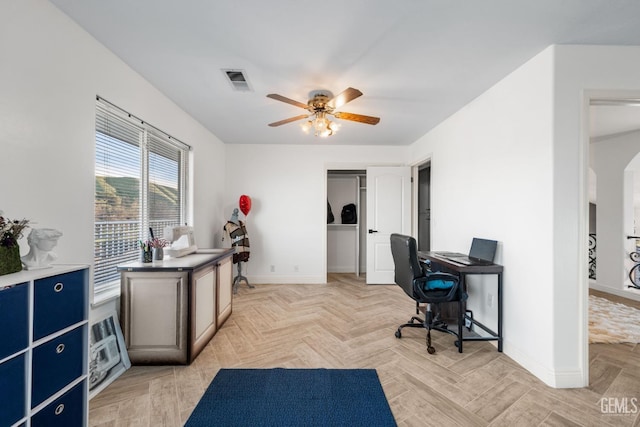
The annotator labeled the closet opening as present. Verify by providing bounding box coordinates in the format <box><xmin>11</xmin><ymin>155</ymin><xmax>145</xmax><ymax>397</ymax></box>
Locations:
<box><xmin>327</xmin><ymin>170</ymin><xmax>366</xmax><ymax>276</ymax></box>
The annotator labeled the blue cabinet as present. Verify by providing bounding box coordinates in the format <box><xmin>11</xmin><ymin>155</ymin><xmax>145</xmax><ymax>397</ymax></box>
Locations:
<box><xmin>0</xmin><ymin>353</ymin><xmax>26</xmax><ymax>426</ymax></box>
<box><xmin>32</xmin><ymin>325</ymin><xmax>86</xmax><ymax>408</ymax></box>
<box><xmin>0</xmin><ymin>265</ymin><xmax>89</xmax><ymax>427</ymax></box>
<box><xmin>31</xmin><ymin>381</ymin><xmax>85</xmax><ymax>427</ymax></box>
<box><xmin>0</xmin><ymin>282</ymin><xmax>28</xmax><ymax>359</ymax></box>
<box><xmin>34</xmin><ymin>269</ymin><xmax>87</xmax><ymax>340</ymax></box>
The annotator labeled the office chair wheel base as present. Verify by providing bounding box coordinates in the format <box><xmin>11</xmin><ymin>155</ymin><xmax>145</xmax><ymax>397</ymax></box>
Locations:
<box><xmin>426</xmin><ymin>333</ymin><xmax>435</xmax><ymax>354</ymax></box>
<box><xmin>395</xmin><ymin>330</ymin><xmax>402</xmax><ymax>338</ymax></box>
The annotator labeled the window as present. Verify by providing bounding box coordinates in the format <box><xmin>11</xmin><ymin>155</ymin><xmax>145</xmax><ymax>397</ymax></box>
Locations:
<box><xmin>94</xmin><ymin>98</ymin><xmax>190</xmax><ymax>301</ymax></box>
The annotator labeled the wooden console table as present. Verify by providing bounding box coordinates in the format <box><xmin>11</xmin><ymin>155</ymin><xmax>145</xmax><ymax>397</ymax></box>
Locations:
<box><xmin>118</xmin><ymin>249</ymin><xmax>234</xmax><ymax>364</ymax></box>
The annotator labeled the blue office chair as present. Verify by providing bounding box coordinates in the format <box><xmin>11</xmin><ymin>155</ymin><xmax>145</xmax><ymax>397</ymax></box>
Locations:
<box><xmin>390</xmin><ymin>233</ymin><xmax>466</xmax><ymax>354</ymax></box>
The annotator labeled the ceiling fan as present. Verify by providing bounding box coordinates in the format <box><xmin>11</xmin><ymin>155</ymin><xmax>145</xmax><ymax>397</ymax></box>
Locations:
<box><xmin>266</xmin><ymin>87</ymin><xmax>380</xmax><ymax>137</ymax></box>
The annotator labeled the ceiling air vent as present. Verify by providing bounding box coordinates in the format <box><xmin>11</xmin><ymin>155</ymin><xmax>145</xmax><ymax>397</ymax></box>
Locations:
<box><xmin>222</xmin><ymin>69</ymin><xmax>252</xmax><ymax>92</ymax></box>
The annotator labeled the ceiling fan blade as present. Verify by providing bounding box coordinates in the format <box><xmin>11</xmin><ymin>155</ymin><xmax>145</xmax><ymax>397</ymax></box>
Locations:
<box><xmin>268</xmin><ymin>114</ymin><xmax>309</xmax><ymax>127</ymax></box>
<box><xmin>266</xmin><ymin>93</ymin><xmax>309</xmax><ymax>109</ymax></box>
<box><xmin>333</xmin><ymin>111</ymin><xmax>380</xmax><ymax>125</ymax></box>
<box><xmin>327</xmin><ymin>87</ymin><xmax>363</xmax><ymax>110</ymax></box>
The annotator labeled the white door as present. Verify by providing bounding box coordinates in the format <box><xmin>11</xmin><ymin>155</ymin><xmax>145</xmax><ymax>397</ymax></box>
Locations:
<box><xmin>366</xmin><ymin>166</ymin><xmax>411</xmax><ymax>284</ymax></box>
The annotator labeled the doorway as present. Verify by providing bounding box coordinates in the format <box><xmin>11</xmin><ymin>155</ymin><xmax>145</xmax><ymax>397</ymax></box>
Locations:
<box><xmin>325</xmin><ymin>165</ymin><xmax>411</xmax><ymax>284</ymax></box>
<box><xmin>327</xmin><ymin>170</ymin><xmax>366</xmax><ymax>277</ymax></box>
<box><xmin>589</xmin><ymin>99</ymin><xmax>640</xmax><ymax>299</ymax></box>
<box><xmin>417</xmin><ymin>163</ymin><xmax>431</xmax><ymax>252</ymax></box>
<box><xmin>586</xmin><ymin>97</ymin><xmax>640</xmax><ymax>390</ymax></box>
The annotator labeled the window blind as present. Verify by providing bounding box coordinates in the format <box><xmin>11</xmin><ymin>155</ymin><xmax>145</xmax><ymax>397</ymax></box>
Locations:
<box><xmin>94</xmin><ymin>98</ymin><xmax>190</xmax><ymax>299</ymax></box>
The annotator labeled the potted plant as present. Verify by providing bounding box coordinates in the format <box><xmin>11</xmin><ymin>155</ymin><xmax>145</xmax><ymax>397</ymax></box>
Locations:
<box><xmin>0</xmin><ymin>211</ymin><xmax>30</xmax><ymax>276</ymax></box>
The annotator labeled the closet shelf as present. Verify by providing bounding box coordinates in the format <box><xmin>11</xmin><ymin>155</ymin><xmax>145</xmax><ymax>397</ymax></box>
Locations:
<box><xmin>328</xmin><ymin>224</ymin><xmax>358</xmax><ymax>228</ymax></box>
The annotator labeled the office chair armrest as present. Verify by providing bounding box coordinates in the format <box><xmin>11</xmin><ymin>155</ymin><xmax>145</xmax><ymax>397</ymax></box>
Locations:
<box><xmin>413</xmin><ymin>272</ymin><xmax>461</xmax><ymax>301</ymax></box>
<box><xmin>420</xmin><ymin>259</ymin><xmax>432</xmax><ymax>276</ymax></box>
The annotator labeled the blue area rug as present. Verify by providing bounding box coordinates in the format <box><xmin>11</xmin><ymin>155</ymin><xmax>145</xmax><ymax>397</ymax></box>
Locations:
<box><xmin>185</xmin><ymin>368</ymin><xmax>397</xmax><ymax>426</ymax></box>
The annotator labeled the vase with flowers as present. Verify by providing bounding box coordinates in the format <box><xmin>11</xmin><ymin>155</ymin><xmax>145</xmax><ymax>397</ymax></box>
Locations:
<box><xmin>0</xmin><ymin>210</ymin><xmax>30</xmax><ymax>276</ymax></box>
<box><xmin>149</xmin><ymin>237</ymin><xmax>169</xmax><ymax>261</ymax></box>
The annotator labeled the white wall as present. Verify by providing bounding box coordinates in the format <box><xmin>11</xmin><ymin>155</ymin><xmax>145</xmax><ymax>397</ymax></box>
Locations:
<box><xmin>408</xmin><ymin>45</ymin><xmax>640</xmax><ymax>388</ymax></box>
<box><xmin>553</xmin><ymin>45</ymin><xmax>640</xmax><ymax>386</ymax></box>
<box><xmin>590</xmin><ymin>131</ymin><xmax>640</xmax><ymax>294</ymax></box>
<box><xmin>409</xmin><ymin>47</ymin><xmax>556</xmax><ymax>384</ymax></box>
<box><xmin>0</xmin><ymin>1</ymin><xmax>227</xmax><ymax>317</ymax></box>
<box><xmin>224</xmin><ymin>144</ymin><xmax>408</xmax><ymax>283</ymax></box>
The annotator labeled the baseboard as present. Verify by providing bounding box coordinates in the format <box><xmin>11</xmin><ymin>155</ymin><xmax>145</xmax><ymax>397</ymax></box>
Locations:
<box><xmin>503</xmin><ymin>342</ymin><xmax>587</xmax><ymax>388</ymax></box>
<box><xmin>246</xmin><ymin>275</ymin><xmax>326</xmax><ymax>284</ymax></box>
<box><xmin>589</xmin><ymin>280</ymin><xmax>640</xmax><ymax>302</ymax></box>
<box><xmin>327</xmin><ymin>267</ymin><xmax>356</xmax><ymax>273</ymax></box>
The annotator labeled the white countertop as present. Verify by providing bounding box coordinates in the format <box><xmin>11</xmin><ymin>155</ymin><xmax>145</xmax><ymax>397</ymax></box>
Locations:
<box><xmin>117</xmin><ymin>248</ymin><xmax>234</xmax><ymax>271</ymax></box>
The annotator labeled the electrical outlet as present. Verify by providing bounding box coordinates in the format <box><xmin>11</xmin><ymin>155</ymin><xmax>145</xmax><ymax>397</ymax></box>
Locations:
<box><xmin>293</xmin><ymin>265</ymin><xmax>299</xmax><ymax>272</ymax></box>
<box><xmin>270</xmin><ymin>265</ymin><xmax>275</xmax><ymax>272</ymax></box>
<box><xmin>487</xmin><ymin>293</ymin><xmax>494</xmax><ymax>308</ymax></box>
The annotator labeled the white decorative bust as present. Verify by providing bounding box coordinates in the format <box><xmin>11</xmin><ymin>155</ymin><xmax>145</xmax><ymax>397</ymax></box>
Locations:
<box><xmin>21</xmin><ymin>228</ymin><xmax>63</xmax><ymax>270</ymax></box>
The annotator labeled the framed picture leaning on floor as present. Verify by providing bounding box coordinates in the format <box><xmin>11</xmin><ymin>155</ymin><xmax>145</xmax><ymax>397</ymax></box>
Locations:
<box><xmin>88</xmin><ymin>310</ymin><xmax>131</xmax><ymax>399</ymax></box>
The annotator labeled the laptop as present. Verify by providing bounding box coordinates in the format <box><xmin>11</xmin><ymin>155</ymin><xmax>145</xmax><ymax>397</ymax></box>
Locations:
<box><xmin>442</xmin><ymin>238</ymin><xmax>497</xmax><ymax>266</ymax></box>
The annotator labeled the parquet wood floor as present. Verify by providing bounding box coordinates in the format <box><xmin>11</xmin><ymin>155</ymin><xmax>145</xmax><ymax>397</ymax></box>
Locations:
<box><xmin>89</xmin><ymin>274</ymin><xmax>640</xmax><ymax>426</ymax></box>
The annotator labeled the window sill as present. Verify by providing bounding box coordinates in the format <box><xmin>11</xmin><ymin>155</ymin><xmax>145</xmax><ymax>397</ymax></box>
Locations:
<box><xmin>92</xmin><ymin>282</ymin><xmax>120</xmax><ymax>307</ymax></box>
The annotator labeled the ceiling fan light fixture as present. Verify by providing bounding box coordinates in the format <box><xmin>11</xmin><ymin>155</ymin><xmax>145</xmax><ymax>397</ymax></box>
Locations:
<box><xmin>300</xmin><ymin>120</ymin><xmax>313</xmax><ymax>134</ymax></box>
<box><xmin>267</xmin><ymin>87</ymin><xmax>378</xmax><ymax>136</ymax></box>
<box><xmin>309</xmin><ymin>112</ymin><xmax>339</xmax><ymax>137</ymax></box>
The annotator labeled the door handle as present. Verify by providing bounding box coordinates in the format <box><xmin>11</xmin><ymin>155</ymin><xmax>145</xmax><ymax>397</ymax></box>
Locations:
<box><xmin>368</xmin><ymin>229</ymin><xmax>378</xmax><ymax>234</ymax></box>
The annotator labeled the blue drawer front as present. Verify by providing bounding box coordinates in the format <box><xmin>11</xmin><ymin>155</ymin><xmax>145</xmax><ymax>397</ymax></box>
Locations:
<box><xmin>0</xmin><ymin>353</ymin><xmax>26</xmax><ymax>426</ymax></box>
<box><xmin>31</xmin><ymin>380</ymin><xmax>85</xmax><ymax>427</ymax></box>
<box><xmin>32</xmin><ymin>326</ymin><xmax>85</xmax><ymax>408</ymax></box>
<box><xmin>0</xmin><ymin>282</ymin><xmax>29</xmax><ymax>360</ymax></box>
<box><xmin>34</xmin><ymin>269</ymin><xmax>87</xmax><ymax>340</ymax></box>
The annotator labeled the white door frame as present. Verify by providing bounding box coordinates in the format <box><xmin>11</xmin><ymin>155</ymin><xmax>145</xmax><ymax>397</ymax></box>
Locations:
<box><xmin>323</xmin><ymin>162</ymin><xmax>408</xmax><ymax>283</ymax></box>
<box><xmin>581</xmin><ymin>90</ymin><xmax>640</xmax><ymax>387</ymax></box>
<box><xmin>324</xmin><ymin>162</ymin><xmax>370</xmax><ymax>282</ymax></box>
<box><xmin>410</xmin><ymin>155</ymin><xmax>433</xmax><ymax>240</ymax></box>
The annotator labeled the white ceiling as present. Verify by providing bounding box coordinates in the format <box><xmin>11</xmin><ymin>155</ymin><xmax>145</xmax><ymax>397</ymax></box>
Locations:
<box><xmin>50</xmin><ymin>0</ymin><xmax>640</xmax><ymax>146</ymax></box>
<box><xmin>591</xmin><ymin>105</ymin><xmax>640</xmax><ymax>139</ymax></box>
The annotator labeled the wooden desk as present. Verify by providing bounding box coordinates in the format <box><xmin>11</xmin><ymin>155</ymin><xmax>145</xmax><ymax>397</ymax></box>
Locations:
<box><xmin>419</xmin><ymin>251</ymin><xmax>504</xmax><ymax>352</ymax></box>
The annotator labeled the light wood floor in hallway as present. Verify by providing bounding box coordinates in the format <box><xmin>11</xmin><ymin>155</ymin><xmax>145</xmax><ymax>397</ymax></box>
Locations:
<box><xmin>90</xmin><ymin>274</ymin><xmax>640</xmax><ymax>426</ymax></box>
